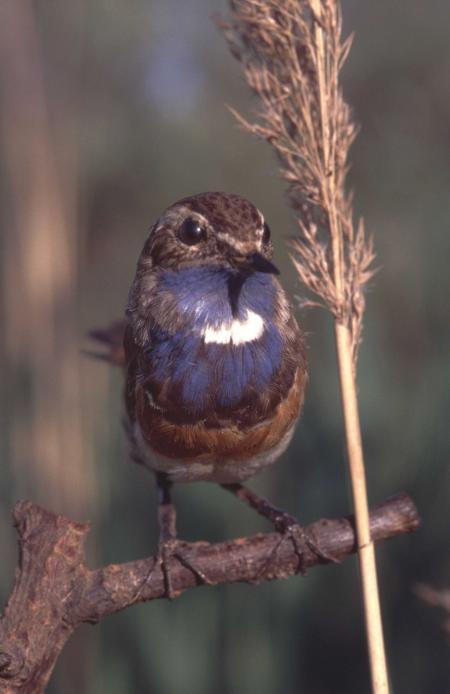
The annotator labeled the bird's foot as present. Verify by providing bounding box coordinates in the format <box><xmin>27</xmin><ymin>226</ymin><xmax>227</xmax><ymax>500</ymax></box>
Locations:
<box><xmin>220</xmin><ymin>483</ymin><xmax>339</xmax><ymax>579</ymax></box>
<box><xmin>262</xmin><ymin>509</ymin><xmax>339</xmax><ymax>577</ymax></box>
<box><xmin>134</xmin><ymin>538</ymin><xmax>211</xmax><ymax>601</ymax></box>
<box><xmin>133</xmin><ymin>479</ymin><xmax>212</xmax><ymax>601</ymax></box>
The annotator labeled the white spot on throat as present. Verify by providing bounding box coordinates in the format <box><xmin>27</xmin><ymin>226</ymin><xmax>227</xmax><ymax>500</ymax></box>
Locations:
<box><xmin>202</xmin><ymin>309</ymin><xmax>264</xmax><ymax>345</ymax></box>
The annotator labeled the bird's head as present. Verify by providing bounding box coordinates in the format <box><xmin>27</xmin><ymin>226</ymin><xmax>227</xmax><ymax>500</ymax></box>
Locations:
<box><xmin>137</xmin><ymin>191</ymin><xmax>279</xmax><ymax>276</ymax></box>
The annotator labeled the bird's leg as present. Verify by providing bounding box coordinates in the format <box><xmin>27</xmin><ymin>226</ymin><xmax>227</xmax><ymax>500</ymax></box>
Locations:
<box><xmin>221</xmin><ymin>483</ymin><xmax>339</xmax><ymax>576</ymax></box>
<box><xmin>134</xmin><ymin>473</ymin><xmax>211</xmax><ymax>601</ymax></box>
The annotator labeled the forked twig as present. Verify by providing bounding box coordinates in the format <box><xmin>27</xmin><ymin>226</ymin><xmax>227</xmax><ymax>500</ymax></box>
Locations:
<box><xmin>0</xmin><ymin>494</ymin><xmax>419</xmax><ymax>693</ymax></box>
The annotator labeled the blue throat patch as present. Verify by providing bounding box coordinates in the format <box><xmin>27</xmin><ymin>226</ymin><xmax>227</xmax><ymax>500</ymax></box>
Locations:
<box><xmin>148</xmin><ymin>266</ymin><xmax>283</xmax><ymax>411</ymax></box>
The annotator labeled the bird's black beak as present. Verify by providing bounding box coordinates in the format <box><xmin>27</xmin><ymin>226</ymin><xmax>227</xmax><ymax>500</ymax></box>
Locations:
<box><xmin>229</xmin><ymin>251</ymin><xmax>280</xmax><ymax>275</ymax></box>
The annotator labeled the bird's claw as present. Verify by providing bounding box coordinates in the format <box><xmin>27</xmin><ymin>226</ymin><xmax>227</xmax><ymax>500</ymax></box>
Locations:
<box><xmin>260</xmin><ymin>512</ymin><xmax>339</xmax><ymax>579</ymax></box>
<box><xmin>134</xmin><ymin>539</ymin><xmax>211</xmax><ymax>602</ymax></box>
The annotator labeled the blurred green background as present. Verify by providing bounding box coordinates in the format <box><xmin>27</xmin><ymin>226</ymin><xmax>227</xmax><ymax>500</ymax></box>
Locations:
<box><xmin>0</xmin><ymin>1</ymin><xmax>449</xmax><ymax>692</ymax></box>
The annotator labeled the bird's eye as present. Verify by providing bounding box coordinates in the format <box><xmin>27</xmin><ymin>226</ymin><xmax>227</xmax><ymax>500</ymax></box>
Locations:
<box><xmin>262</xmin><ymin>222</ymin><xmax>271</xmax><ymax>244</ymax></box>
<box><xmin>178</xmin><ymin>218</ymin><xmax>206</xmax><ymax>246</ymax></box>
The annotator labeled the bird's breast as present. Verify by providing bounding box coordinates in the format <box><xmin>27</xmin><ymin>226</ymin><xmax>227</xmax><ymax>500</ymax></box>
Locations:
<box><xmin>146</xmin><ymin>320</ymin><xmax>283</xmax><ymax>417</ymax></box>
<box><xmin>129</xmin><ymin>266</ymin><xmax>305</xmax><ymax>459</ymax></box>
<box><xmin>134</xmin><ymin>365</ymin><xmax>305</xmax><ymax>482</ymax></box>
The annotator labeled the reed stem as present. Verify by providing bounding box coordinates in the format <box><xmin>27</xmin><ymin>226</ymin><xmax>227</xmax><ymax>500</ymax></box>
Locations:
<box><xmin>335</xmin><ymin>321</ymin><xmax>389</xmax><ymax>693</ymax></box>
<box><xmin>221</xmin><ymin>2</ymin><xmax>390</xmax><ymax>690</ymax></box>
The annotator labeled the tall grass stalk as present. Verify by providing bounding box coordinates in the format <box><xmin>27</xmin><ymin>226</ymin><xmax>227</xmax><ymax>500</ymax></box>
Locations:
<box><xmin>221</xmin><ymin>1</ymin><xmax>388</xmax><ymax>691</ymax></box>
<box><xmin>0</xmin><ymin>0</ymin><xmax>94</xmax><ymax>517</ymax></box>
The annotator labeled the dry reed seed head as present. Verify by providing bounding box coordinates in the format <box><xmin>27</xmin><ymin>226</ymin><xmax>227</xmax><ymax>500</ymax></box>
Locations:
<box><xmin>221</xmin><ymin>0</ymin><xmax>376</xmax><ymax>365</ymax></box>
<box><xmin>222</xmin><ymin>8</ymin><xmax>390</xmax><ymax>687</ymax></box>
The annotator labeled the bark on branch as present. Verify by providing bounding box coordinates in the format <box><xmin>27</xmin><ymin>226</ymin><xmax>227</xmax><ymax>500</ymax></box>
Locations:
<box><xmin>0</xmin><ymin>493</ymin><xmax>420</xmax><ymax>693</ymax></box>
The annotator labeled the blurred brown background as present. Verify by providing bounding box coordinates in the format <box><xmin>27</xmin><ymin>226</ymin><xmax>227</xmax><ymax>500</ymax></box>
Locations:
<box><xmin>0</xmin><ymin>1</ymin><xmax>449</xmax><ymax>692</ymax></box>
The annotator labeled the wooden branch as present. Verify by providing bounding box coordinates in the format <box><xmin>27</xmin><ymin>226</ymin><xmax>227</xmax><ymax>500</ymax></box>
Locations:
<box><xmin>0</xmin><ymin>493</ymin><xmax>420</xmax><ymax>694</ymax></box>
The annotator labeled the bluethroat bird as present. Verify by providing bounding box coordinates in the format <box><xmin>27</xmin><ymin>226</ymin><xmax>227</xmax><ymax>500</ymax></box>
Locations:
<box><xmin>91</xmin><ymin>192</ymin><xmax>321</xmax><ymax>596</ymax></box>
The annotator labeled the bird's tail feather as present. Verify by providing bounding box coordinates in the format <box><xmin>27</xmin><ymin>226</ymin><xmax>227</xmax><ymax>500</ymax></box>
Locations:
<box><xmin>84</xmin><ymin>320</ymin><xmax>126</xmax><ymax>367</ymax></box>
